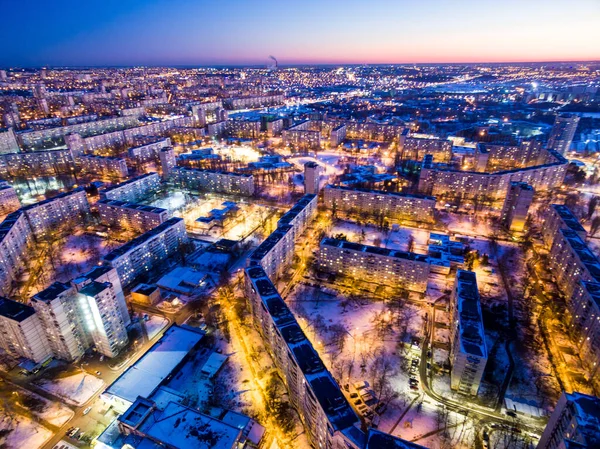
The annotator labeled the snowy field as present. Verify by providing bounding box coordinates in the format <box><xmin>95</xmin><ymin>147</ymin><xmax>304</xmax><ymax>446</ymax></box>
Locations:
<box><xmin>329</xmin><ymin>220</ymin><xmax>431</xmax><ymax>253</ymax></box>
<box><xmin>0</xmin><ymin>416</ymin><xmax>53</xmax><ymax>449</ymax></box>
<box><xmin>36</xmin><ymin>372</ymin><xmax>104</xmax><ymax>406</ymax></box>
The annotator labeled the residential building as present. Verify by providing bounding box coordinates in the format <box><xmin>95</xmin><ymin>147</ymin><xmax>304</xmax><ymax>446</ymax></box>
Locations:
<box><xmin>0</xmin><ymin>180</ymin><xmax>21</xmax><ymax>216</ymax></box>
<box><xmin>77</xmin><ymin>154</ymin><xmax>128</xmax><ymax>179</ymax></box>
<box><xmin>277</xmin><ymin>194</ymin><xmax>318</xmax><ymax>240</ymax></box>
<box><xmin>31</xmin><ymin>282</ymin><xmax>87</xmax><ymax>362</ymax></box>
<box><xmin>244</xmin><ymin>266</ymin><xmax>360</xmax><ymax>449</ymax></box>
<box><xmin>537</xmin><ymin>391</ymin><xmax>600</xmax><ymax>449</ymax></box>
<box><xmin>304</xmin><ymin>162</ymin><xmax>321</xmax><ymax>195</ymax></box>
<box><xmin>319</xmin><ymin>238</ymin><xmax>430</xmax><ymax>293</ymax></box>
<box><xmin>97</xmin><ymin>199</ymin><xmax>168</xmax><ymax>233</ymax></box>
<box><xmin>0</xmin><ymin>297</ymin><xmax>52</xmax><ymax>363</ymax></box>
<box><xmin>542</xmin><ymin>204</ymin><xmax>587</xmax><ymax>249</ymax></box>
<box><xmin>127</xmin><ymin>137</ymin><xmax>171</xmax><ymax>164</ymax></box>
<box><xmin>158</xmin><ymin>146</ymin><xmax>176</xmax><ymax>178</ymax></box>
<box><xmin>500</xmin><ymin>182</ymin><xmax>534</xmax><ymax>232</ymax></box>
<box><xmin>103</xmin><ymin>217</ymin><xmax>188</xmax><ymax>287</ymax></box>
<box><xmin>21</xmin><ymin>188</ymin><xmax>90</xmax><ymax>238</ymax></box>
<box><xmin>548</xmin><ymin>113</ymin><xmax>580</xmax><ymax>155</ymax></box>
<box><xmin>324</xmin><ymin>185</ymin><xmax>436</xmax><ymax>224</ymax></box>
<box><xmin>170</xmin><ymin>167</ymin><xmax>254</xmax><ymax>196</ymax></box>
<box><xmin>248</xmin><ymin>225</ymin><xmax>295</xmax><ymax>281</ymax></box>
<box><xmin>101</xmin><ymin>172</ymin><xmax>161</xmax><ymax>203</ymax></box>
<box><xmin>548</xmin><ymin>229</ymin><xmax>600</xmax><ymax>300</ymax></box>
<box><xmin>0</xmin><ymin>211</ymin><xmax>33</xmax><ymax>296</ymax></box>
<box><xmin>0</xmin><ymin>149</ymin><xmax>75</xmax><ymax>178</ymax></box>
<box><xmin>0</xmin><ymin>127</ymin><xmax>20</xmax><ymax>154</ymax></box>
<box><xmin>569</xmin><ymin>282</ymin><xmax>600</xmax><ymax>384</ymax></box>
<box><xmin>449</xmin><ymin>270</ymin><xmax>487</xmax><ymax>396</ymax></box>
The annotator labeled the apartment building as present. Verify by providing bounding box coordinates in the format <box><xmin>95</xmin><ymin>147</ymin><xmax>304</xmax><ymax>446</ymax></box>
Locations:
<box><xmin>170</xmin><ymin>167</ymin><xmax>255</xmax><ymax>196</ymax></box>
<box><xmin>158</xmin><ymin>146</ymin><xmax>176</xmax><ymax>178</ymax></box>
<box><xmin>398</xmin><ymin>130</ymin><xmax>453</xmax><ymax>163</ymax></box>
<box><xmin>101</xmin><ymin>172</ymin><xmax>161</xmax><ymax>203</ymax></box>
<box><xmin>304</xmin><ymin>162</ymin><xmax>321</xmax><ymax>195</ymax></box>
<box><xmin>282</xmin><ymin>120</ymin><xmax>322</xmax><ymax>149</ymax></box>
<box><xmin>542</xmin><ymin>204</ymin><xmax>587</xmax><ymax>249</ymax></box>
<box><xmin>330</xmin><ymin>124</ymin><xmax>347</xmax><ymax>147</ymax></box>
<box><xmin>0</xmin><ymin>297</ymin><xmax>52</xmax><ymax>363</ymax></box>
<box><xmin>21</xmin><ymin>188</ymin><xmax>90</xmax><ymax>238</ymax></box>
<box><xmin>547</xmin><ymin>113</ymin><xmax>580</xmax><ymax>155</ymax></box>
<box><xmin>127</xmin><ymin>137</ymin><xmax>171</xmax><ymax>163</ymax></box>
<box><xmin>77</xmin><ymin>154</ymin><xmax>128</xmax><ymax>179</ymax></box>
<box><xmin>0</xmin><ymin>180</ymin><xmax>21</xmax><ymax>216</ymax></box>
<box><xmin>31</xmin><ymin>282</ymin><xmax>87</xmax><ymax>361</ymax></box>
<box><xmin>225</xmin><ymin>118</ymin><xmax>261</xmax><ymax>139</ymax></box>
<box><xmin>500</xmin><ymin>182</ymin><xmax>534</xmax><ymax>232</ymax></box>
<box><xmin>0</xmin><ymin>211</ymin><xmax>32</xmax><ymax>296</ymax></box>
<box><xmin>449</xmin><ymin>270</ymin><xmax>487</xmax><ymax>396</ymax></box>
<box><xmin>17</xmin><ymin>115</ymin><xmax>140</xmax><ymax>149</ymax></box>
<box><xmin>548</xmin><ymin>228</ymin><xmax>600</xmax><ymax>300</ymax></box>
<box><xmin>103</xmin><ymin>217</ymin><xmax>188</xmax><ymax>287</ymax></box>
<box><xmin>223</xmin><ymin>94</ymin><xmax>284</xmax><ymax>110</ymax></box>
<box><xmin>324</xmin><ymin>185</ymin><xmax>436</xmax><ymax>224</ymax></box>
<box><xmin>537</xmin><ymin>391</ymin><xmax>600</xmax><ymax>449</ymax></box>
<box><xmin>244</xmin><ymin>266</ymin><xmax>360</xmax><ymax>449</ymax></box>
<box><xmin>97</xmin><ymin>198</ymin><xmax>168</xmax><ymax>233</ymax></box>
<box><xmin>418</xmin><ymin>151</ymin><xmax>567</xmax><ymax>202</ymax></box>
<box><xmin>277</xmin><ymin>194</ymin><xmax>318</xmax><ymax>240</ymax></box>
<box><xmin>319</xmin><ymin>238</ymin><xmax>430</xmax><ymax>293</ymax></box>
<box><xmin>569</xmin><ymin>282</ymin><xmax>600</xmax><ymax>383</ymax></box>
<box><xmin>75</xmin><ymin>281</ymin><xmax>129</xmax><ymax>358</ymax></box>
<box><xmin>475</xmin><ymin>141</ymin><xmax>543</xmax><ymax>172</ymax></box>
<box><xmin>0</xmin><ymin>149</ymin><xmax>75</xmax><ymax>178</ymax></box>
<box><xmin>248</xmin><ymin>225</ymin><xmax>295</xmax><ymax>281</ymax></box>
<box><xmin>0</xmin><ymin>127</ymin><xmax>20</xmax><ymax>154</ymax></box>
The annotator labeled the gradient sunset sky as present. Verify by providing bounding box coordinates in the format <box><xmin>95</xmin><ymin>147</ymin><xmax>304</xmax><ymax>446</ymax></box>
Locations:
<box><xmin>2</xmin><ymin>0</ymin><xmax>599</xmax><ymax>67</ymax></box>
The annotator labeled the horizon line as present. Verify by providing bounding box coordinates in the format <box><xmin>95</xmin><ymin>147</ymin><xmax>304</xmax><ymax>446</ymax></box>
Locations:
<box><xmin>2</xmin><ymin>58</ymin><xmax>600</xmax><ymax>70</ymax></box>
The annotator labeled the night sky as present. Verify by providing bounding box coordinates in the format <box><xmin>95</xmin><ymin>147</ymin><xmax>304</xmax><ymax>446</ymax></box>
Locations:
<box><xmin>2</xmin><ymin>0</ymin><xmax>599</xmax><ymax>67</ymax></box>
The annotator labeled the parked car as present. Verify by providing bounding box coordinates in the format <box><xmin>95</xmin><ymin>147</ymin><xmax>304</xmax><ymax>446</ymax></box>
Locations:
<box><xmin>83</xmin><ymin>407</ymin><xmax>92</xmax><ymax>415</ymax></box>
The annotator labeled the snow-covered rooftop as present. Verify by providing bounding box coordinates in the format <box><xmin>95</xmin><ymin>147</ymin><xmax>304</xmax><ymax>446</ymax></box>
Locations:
<box><xmin>104</xmin><ymin>325</ymin><xmax>204</xmax><ymax>405</ymax></box>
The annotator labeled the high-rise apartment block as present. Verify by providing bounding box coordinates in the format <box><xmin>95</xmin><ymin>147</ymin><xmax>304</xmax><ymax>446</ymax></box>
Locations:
<box><xmin>0</xmin><ymin>127</ymin><xmax>20</xmax><ymax>154</ymax></box>
<box><xmin>324</xmin><ymin>185</ymin><xmax>436</xmax><ymax>224</ymax></box>
<box><xmin>0</xmin><ymin>297</ymin><xmax>52</xmax><ymax>363</ymax></box>
<box><xmin>103</xmin><ymin>217</ymin><xmax>187</xmax><ymax>287</ymax></box>
<box><xmin>0</xmin><ymin>211</ymin><xmax>33</xmax><ymax>296</ymax></box>
<box><xmin>101</xmin><ymin>172</ymin><xmax>161</xmax><ymax>203</ymax></box>
<box><xmin>170</xmin><ymin>167</ymin><xmax>255</xmax><ymax>196</ymax></box>
<box><xmin>21</xmin><ymin>188</ymin><xmax>90</xmax><ymax>238</ymax></box>
<box><xmin>304</xmin><ymin>162</ymin><xmax>321</xmax><ymax>195</ymax></box>
<box><xmin>500</xmin><ymin>182</ymin><xmax>534</xmax><ymax>232</ymax></box>
<box><xmin>449</xmin><ymin>270</ymin><xmax>487</xmax><ymax>396</ymax></box>
<box><xmin>537</xmin><ymin>391</ymin><xmax>600</xmax><ymax>449</ymax></box>
<box><xmin>319</xmin><ymin>238</ymin><xmax>430</xmax><ymax>293</ymax></box>
<box><xmin>97</xmin><ymin>199</ymin><xmax>168</xmax><ymax>233</ymax></box>
<box><xmin>0</xmin><ymin>180</ymin><xmax>21</xmax><ymax>216</ymax></box>
<box><xmin>548</xmin><ymin>113</ymin><xmax>580</xmax><ymax>155</ymax></box>
<box><xmin>77</xmin><ymin>154</ymin><xmax>128</xmax><ymax>179</ymax></box>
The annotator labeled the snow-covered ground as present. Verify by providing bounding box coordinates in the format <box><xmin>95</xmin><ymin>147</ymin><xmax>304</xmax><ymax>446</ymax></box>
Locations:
<box><xmin>37</xmin><ymin>372</ymin><xmax>104</xmax><ymax>406</ymax></box>
<box><xmin>329</xmin><ymin>220</ymin><xmax>431</xmax><ymax>253</ymax></box>
<box><xmin>0</xmin><ymin>415</ymin><xmax>53</xmax><ymax>449</ymax></box>
<box><xmin>144</xmin><ymin>315</ymin><xmax>169</xmax><ymax>340</ymax></box>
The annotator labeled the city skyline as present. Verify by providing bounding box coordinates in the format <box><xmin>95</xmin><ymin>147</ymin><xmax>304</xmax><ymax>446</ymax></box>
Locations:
<box><xmin>2</xmin><ymin>0</ymin><xmax>600</xmax><ymax>67</ymax></box>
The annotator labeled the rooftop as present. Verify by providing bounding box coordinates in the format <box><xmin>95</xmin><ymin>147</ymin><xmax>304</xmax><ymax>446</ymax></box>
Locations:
<box><xmin>32</xmin><ymin>282</ymin><xmax>72</xmax><ymax>303</ymax></box>
<box><xmin>104</xmin><ymin>325</ymin><xmax>204</xmax><ymax>404</ymax></box>
<box><xmin>326</xmin><ymin>184</ymin><xmax>436</xmax><ymax>201</ymax></box>
<box><xmin>454</xmin><ymin>270</ymin><xmax>487</xmax><ymax>358</ymax></box>
<box><xmin>0</xmin><ymin>297</ymin><xmax>36</xmax><ymax>322</ymax></box>
<box><xmin>321</xmin><ymin>238</ymin><xmax>429</xmax><ymax>263</ymax></box>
